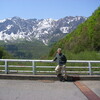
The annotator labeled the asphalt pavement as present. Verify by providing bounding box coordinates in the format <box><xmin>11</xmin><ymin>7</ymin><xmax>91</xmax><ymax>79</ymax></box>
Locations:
<box><xmin>0</xmin><ymin>80</ymin><xmax>99</xmax><ymax>100</ymax></box>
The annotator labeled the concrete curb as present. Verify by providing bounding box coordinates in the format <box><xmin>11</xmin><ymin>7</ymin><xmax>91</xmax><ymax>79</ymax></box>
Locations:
<box><xmin>0</xmin><ymin>74</ymin><xmax>100</xmax><ymax>81</ymax></box>
<box><xmin>0</xmin><ymin>74</ymin><xmax>58</xmax><ymax>80</ymax></box>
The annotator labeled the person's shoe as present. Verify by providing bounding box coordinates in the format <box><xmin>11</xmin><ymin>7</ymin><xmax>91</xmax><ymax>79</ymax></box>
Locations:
<box><xmin>57</xmin><ymin>74</ymin><xmax>66</xmax><ymax>82</ymax></box>
<box><xmin>61</xmin><ymin>80</ymin><xmax>65</xmax><ymax>82</ymax></box>
<box><xmin>57</xmin><ymin>74</ymin><xmax>62</xmax><ymax>78</ymax></box>
<box><xmin>60</xmin><ymin>78</ymin><xmax>66</xmax><ymax>82</ymax></box>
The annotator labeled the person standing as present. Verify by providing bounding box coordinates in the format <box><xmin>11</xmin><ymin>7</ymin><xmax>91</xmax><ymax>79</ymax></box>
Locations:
<box><xmin>53</xmin><ymin>48</ymin><xmax>67</xmax><ymax>82</ymax></box>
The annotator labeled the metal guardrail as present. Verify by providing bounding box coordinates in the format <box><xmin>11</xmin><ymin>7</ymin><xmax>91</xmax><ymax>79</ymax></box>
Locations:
<box><xmin>0</xmin><ymin>59</ymin><xmax>100</xmax><ymax>75</ymax></box>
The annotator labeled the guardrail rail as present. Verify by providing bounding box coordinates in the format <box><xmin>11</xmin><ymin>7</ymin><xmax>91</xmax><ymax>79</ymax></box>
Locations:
<box><xmin>0</xmin><ymin>59</ymin><xmax>100</xmax><ymax>75</ymax></box>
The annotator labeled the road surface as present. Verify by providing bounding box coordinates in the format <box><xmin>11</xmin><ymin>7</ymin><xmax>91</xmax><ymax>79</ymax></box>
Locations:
<box><xmin>0</xmin><ymin>80</ymin><xmax>99</xmax><ymax>100</ymax></box>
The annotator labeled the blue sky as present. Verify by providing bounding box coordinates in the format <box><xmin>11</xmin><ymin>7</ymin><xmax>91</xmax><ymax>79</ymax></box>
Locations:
<box><xmin>0</xmin><ymin>0</ymin><xmax>100</xmax><ymax>20</ymax></box>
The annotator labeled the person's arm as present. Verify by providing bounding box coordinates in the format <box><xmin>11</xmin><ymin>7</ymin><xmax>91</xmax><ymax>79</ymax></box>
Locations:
<box><xmin>64</xmin><ymin>55</ymin><xmax>67</xmax><ymax>63</ymax></box>
<box><xmin>53</xmin><ymin>57</ymin><xmax>57</xmax><ymax>61</ymax></box>
<box><xmin>61</xmin><ymin>54</ymin><xmax>67</xmax><ymax>63</ymax></box>
<box><xmin>53</xmin><ymin>54</ymin><xmax>57</xmax><ymax>62</ymax></box>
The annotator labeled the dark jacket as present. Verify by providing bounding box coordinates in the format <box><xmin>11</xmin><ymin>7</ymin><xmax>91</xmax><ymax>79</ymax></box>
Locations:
<box><xmin>53</xmin><ymin>53</ymin><xmax>67</xmax><ymax>65</ymax></box>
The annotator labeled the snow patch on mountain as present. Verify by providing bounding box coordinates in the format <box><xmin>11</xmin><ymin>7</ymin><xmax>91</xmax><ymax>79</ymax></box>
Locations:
<box><xmin>37</xmin><ymin>18</ymin><xmax>55</xmax><ymax>29</ymax></box>
<box><xmin>0</xmin><ymin>19</ymin><xmax>6</xmax><ymax>23</ymax></box>
<box><xmin>60</xmin><ymin>27</ymin><xmax>70</xmax><ymax>33</ymax></box>
<box><xmin>6</xmin><ymin>25</ymin><xmax>13</xmax><ymax>30</ymax></box>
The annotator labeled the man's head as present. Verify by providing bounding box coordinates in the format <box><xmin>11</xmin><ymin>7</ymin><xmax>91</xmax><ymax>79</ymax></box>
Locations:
<box><xmin>57</xmin><ymin>48</ymin><xmax>62</xmax><ymax>54</ymax></box>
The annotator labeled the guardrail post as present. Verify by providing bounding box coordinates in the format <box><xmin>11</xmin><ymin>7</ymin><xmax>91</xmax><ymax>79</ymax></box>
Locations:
<box><xmin>32</xmin><ymin>61</ymin><xmax>36</xmax><ymax>75</ymax></box>
<box><xmin>88</xmin><ymin>62</ymin><xmax>92</xmax><ymax>75</ymax></box>
<box><xmin>5</xmin><ymin>60</ymin><xmax>8</xmax><ymax>74</ymax></box>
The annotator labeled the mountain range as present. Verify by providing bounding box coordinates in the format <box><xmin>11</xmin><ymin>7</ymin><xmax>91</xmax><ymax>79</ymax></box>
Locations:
<box><xmin>0</xmin><ymin>16</ymin><xmax>87</xmax><ymax>45</ymax></box>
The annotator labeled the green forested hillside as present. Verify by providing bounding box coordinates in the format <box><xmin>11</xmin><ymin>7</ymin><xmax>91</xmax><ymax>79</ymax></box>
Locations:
<box><xmin>49</xmin><ymin>7</ymin><xmax>100</xmax><ymax>60</ymax></box>
<box><xmin>0</xmin><ymin>40</ymin><xmax>49</xmax><ymax>59</ymax></box>
<box><xmin>0</xmin><ymin>47</ymin><xmax>12</xmax><ymax>59</ymax></box>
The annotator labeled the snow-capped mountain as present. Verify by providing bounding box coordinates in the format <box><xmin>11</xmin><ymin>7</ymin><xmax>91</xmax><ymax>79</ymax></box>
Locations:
<box><xmin>0</xmin><ymin>16</ymin><xmax>87</xmax><ymax>45</ymax></box>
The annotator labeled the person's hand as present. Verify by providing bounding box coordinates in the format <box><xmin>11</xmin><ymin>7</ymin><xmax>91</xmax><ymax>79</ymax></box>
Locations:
<box><xmin>52</xmin><ymin>60</ymin><xmax>55</xmax><ymax>63</ymax></box>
